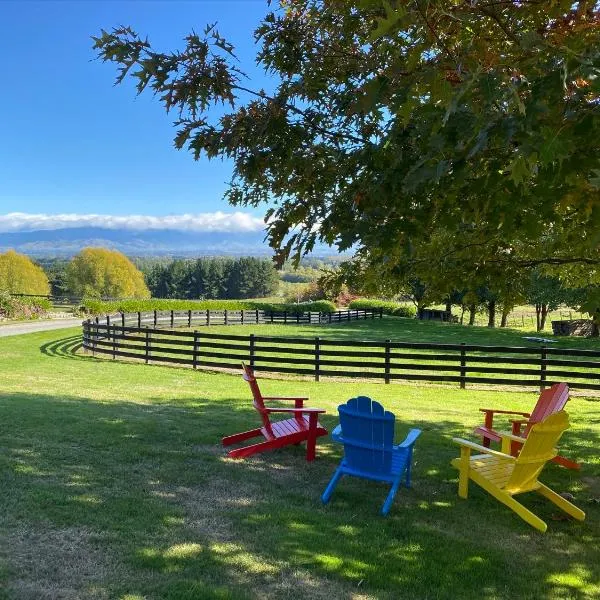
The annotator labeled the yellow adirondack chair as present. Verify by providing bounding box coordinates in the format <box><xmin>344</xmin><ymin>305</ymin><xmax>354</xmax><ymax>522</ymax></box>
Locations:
<box><xmin>451</xmin><ymin>411</ymin><xmax>585</xmax><ymax>532</ymax></box>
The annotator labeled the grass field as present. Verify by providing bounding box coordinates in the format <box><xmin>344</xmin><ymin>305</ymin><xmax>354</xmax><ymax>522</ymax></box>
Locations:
<box><xmin>180</xmin><ymin>315</ymin><xmax>600</xmax><ymax>349</ymax></box>
<box><xmin>1</xmin><ymin>327</ymin><xmax>599</xmax><ymax>599</ymax></box>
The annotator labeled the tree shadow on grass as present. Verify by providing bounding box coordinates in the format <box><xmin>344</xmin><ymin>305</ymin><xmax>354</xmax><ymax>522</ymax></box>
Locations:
<box><xmin>1</xmin><ymin>391</ymin><xmax>599</xmax><ymax>599</ymax></box>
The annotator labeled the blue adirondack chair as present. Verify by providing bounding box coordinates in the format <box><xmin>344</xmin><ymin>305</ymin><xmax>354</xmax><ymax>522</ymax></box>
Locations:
<box><xmin>321</xmin><ymin>396</ymin><xmax>421</xmax><ymax>515</ymax></box>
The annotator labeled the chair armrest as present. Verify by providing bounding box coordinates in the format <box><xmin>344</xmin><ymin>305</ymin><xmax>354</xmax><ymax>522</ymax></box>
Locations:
<box><xmin>264</xmin><ymin>407</ymin><xmax>325</xmax><ymax>414</ymax></box>
<box><xmin>510</xmin><ymin>419</ymin><xmax>531</xmax><ymax>426</ymax></box>
<box><xmin>479</xmin><ymin>408</ymin><xmax>531</xmax><ymax>417</ymax></box>
<box><xmin>452</xmin><ymin>437</ymin><xmax>516</xmax><ymax>460</ymax></box>
<box><xmin>395</xmin><ymin>428</ymin><xmax>422</xmax><ymax>449</ymax></box>
<box><xmin>496</xmin><ymin>431</ymin><xmax>526</xmax><ymax>444</ymax></box>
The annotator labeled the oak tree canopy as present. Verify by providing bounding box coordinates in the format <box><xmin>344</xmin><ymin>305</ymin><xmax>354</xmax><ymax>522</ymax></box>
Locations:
<box><xmin>94</xmin><ymin>1</ymin><xmax>600</xmax><ymax>290</ymax></box>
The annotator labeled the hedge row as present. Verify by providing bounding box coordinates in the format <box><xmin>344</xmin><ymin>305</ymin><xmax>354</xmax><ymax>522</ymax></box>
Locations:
<box><xmin>80</xmin><ymin>298</ymin><xmax>337</xmax><ymax>316</ymax></box>
<box><xmin>0</xmin><ymin>292</ymin><xmax>52</xmax><ymax>320</ymax></box>
<box><xmin>348</xmin><ymin>298</ymin><xmax>416</xmax><ymax>318</ymax></box>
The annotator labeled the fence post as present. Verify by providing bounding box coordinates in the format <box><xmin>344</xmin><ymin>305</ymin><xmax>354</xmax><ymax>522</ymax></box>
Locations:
<box><xmin>93</xmin><ymin>317</ymin><xmax>99</xmax><ymax>356</ymax></box>
<box><xmin>153</xmin><ymin>310</ymin><xmax>157</xmax><ymax>327</ymax></box>
<box><xmin>171</xmin><ymin>310</ymin><xmax>174</xmax><ymax>328</ymax></box>
<box><xmin>241</xmin><ymin>309</ymin><xmax>245</xmax><ymax>325</ymax></box>
<box><xmin>384</xmin><ymin>339</ymin><xmax>391</xmax><ymax>384</ymax></box>
<box><xmin>188</xmin><ymin>309</ymin><xmax>192</xmax><ymax>328</ymax></box>
<box><xmin>137</xmin><ymin>311</ymin><xmax>141</xmax><ymax>328</ymax></box>
<box><xmin>121</xmin><ymin>311</ymin><xmax>125</xmax><ymax>328</ymax></box>
<box><xmin>145</xmin><ymin>327</ymin><xmax>151</xmax><ymax>365</ymax></box>
<box><xmin>540</xmin><ymin>346</ymin><xmax>547</xmax><ymax>391</ymax></box>
<box><xmin>193</xmin><ymin>330</ymin><xmax>199</xmax><ymax>369</ymax></box>
<box><xmin>82</xmin><ymin>321</ymin><xmax>88</xmax><ymax>354</ymax></box>
<box><xmin>460</xmin><ymin>343</ymin><xmax>466</xmax><ymax>389</ymax></box>
<box><xmin>256</xmin><ymin>309</ymin><xmax>259</xmax><ymax>324</ymax></box>
<box><xmin>380</xmin><ymin>307</ymin><xmax>383</xmax><ymax>319</ymax></box>
<box><xmin>372</xmin><ymin>310</ymin><xmax>375</xmax><ymax>320</ymax></box>
<box><xmin>92</xmin><ymin>320</ymin><xmax>97</xmax><ymax>356</ymax></box>
<box><xmin>224</xmin><ymin>309</ymin><xmax>228</xmax><ymax>325</ymax></box>
<box><xmin>249</xmin><ymin>333</ymin><xmax>255</xmax><ymax>369</ymax></box>
<box><xmin>315</xmin><ymin>337</ymin><xmax>321</xmax><ymax>382</ymax></box>
<box><xmin>328</xmin><ymin>312</ymin><xmax>332</xmax><ymax>324</ymax></box>
<box><xmin>284</xmin><ymin>311</ymin><xmax>288</xmax><ymax>324</ymax></box>
<box><xmin>297</xmin><ymin>312</ymin><xmax>300</xmax><ymax>324</ymax></box>
<box><xmin>112</xmin><ymin>324</ymin><xmax>117</xmax><ymax>360</ymax></box>
<box><xmin>207</xmin><ymin>309</ymin><xmax>210</xmax><ymax>327</ymax></box>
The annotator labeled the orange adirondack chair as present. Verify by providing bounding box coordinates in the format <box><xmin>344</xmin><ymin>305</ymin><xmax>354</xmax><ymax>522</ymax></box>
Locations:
<box><xmin>474</xmin><ymin>382</ymin><xmax>579</xmax><ymax>470</ymax></box>
<box><xmin>222</xmin><ymin>363</ymin><xmax>328</xmax><ymax>461</ymax></box>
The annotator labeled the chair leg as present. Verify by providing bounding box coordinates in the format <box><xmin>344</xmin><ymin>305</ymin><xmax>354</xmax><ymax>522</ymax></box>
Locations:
<box><xmin>226</xmin><ymin>439</ymin><xmax>277</xmax><ymax>459</ymax></box>
<box><xmin>222</xmin><ymin>428</ymin><xmax>262</xmax><ymax>447</ymax></box>
<box><xmin>382</xmin><ymin>479</ymin><xmax>401</xmax><ymax>516</ymax></box>
<box><xmin>552</xmin><ymin>455</ymin><xmax>581</xmax><ymax>470</ymax></box>
<box><xmin>458</xmin><ymin>447</ymin><xmax>470</xmax><ymax>499</ymax></box>
<box><xmin>321</xmin><ymin>467</ymin><xmax>344</xmax><ymax>505</ymax></box>
<box><xmin>404</xmin><ymin>451</ymin><xmax>413</xmax><ymax>487</ymax></box>
<box><xmin>305</xmin><ymin>413</ymin><xmax>318</xmax><ymax>462</ymax></box>
<box><xmin>537</xmin><ymin>483</ymin><xmax>586</xmax><ymax>521</ymax></box>
<box><xmin>495</xmin><ymin>492</ymin><xmax>548</xmax><ymax>532</ymax></box>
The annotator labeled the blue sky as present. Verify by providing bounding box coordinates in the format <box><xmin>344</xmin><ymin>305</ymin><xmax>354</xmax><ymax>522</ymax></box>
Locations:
<box><xmin>0</xmin><ymin>0</ymin><xmax>273</xmax><ymax>230</ymax></box>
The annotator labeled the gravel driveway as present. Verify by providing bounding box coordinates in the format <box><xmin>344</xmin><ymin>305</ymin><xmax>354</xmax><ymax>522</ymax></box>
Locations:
<box><xmin>0</xmin><ymin>318</ymin><xmax>81</xmax><ymax>337</ymax></box>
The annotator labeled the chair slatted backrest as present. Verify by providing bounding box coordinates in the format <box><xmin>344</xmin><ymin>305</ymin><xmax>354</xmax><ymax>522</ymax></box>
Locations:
<box><xmin>505</xmin><ymin>411</ymin><xmax>569</xmax><ymax>493</ymax></box>
<box><xmin>525</xmin><ymin>383</ymin><xmax>569</xmax><ymax>435</ymax></box>
<box><xmin>338</xmin><ymin>396</ymin><xmax>395</xmax><ymax>474</ymax></box>
<box><xmin>241</xmin><ymin>363</ymin><xmax>274</xmax><ymax>437</ymax></box>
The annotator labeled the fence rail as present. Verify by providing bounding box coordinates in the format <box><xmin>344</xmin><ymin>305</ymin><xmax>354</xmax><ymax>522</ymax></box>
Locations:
<box><xmin>82</xmin><ymin>316</ymin><xmax>600</xmax><ymax>390</ymax></box>
<box><xmin>96</xmin><ymin>308</ymin><xmax>382</xmax><ymax>329</ymax></box>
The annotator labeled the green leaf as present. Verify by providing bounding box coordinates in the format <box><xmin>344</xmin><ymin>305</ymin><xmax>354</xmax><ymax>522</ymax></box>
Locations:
<box><xmin>508</xmin><ymin>155</ymin><xmax>530</xmax><ymax>185</ymax></box>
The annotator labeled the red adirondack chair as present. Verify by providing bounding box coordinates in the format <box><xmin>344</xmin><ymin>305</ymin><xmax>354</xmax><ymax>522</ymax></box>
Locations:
<box><xmin>222</xmin><ymin>363</ymin><xmax>328</xmax><ymax>461</ymax></box>
<box><xmin>473</xmin><ymin>382</ymin><xmax>579</xmax><ymax>470</ymax></box>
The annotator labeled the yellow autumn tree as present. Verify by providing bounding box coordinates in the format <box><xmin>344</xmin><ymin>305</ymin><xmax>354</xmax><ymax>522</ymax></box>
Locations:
<box><xmin>66</xmin><ymin>247</ymin><xmax>150</xmax><ymax>299</ymax></box>
<box><xmin>0</xmin><ymin>250</ymin><xmax>51</xmax><ymax>295</ymax></box>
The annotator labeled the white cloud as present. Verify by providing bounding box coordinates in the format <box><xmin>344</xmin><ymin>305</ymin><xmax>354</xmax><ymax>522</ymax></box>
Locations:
<box><xmin>0</xmin><ymin>212</ymin><xmax>266</xmax><ymax>233</ymax></box>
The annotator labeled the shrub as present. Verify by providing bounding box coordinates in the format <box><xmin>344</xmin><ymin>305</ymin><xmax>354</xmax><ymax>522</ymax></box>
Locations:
<box><xmin>254</xmin><ymin>300</ymin><xmax>337</xmax><ymax>314</ymax></box>
<box><xmin>80</xmin><ymin>297</ymin><xmax>338</xmax><ymax>316</ymax></box>
<box><xmin>349</xmin><ymin>298</ymin><xmax>416</xmax><ymax>317</ymax></box>
<box><xmin>0</xmin><ymin>291</ymin><xmax>51</xmax><ymax>320</ymax></box>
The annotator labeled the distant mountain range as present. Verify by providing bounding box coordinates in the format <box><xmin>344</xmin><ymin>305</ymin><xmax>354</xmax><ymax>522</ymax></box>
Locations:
<box><xmin>0</xmin><ymin>227</ymin><xmax>276</xmax><ymax>256</ymax></box>
<box><xmin>0</xmin><ymin>226</ymin><xmax>336</xmax><ymax>257</ymax></box>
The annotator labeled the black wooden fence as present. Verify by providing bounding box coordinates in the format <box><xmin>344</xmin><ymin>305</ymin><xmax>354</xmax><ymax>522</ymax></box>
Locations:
<box><xmin>95</xmin><ymin>308</ymin><xmax>382</xmax><ymax>329</ymax></box>
<box><xmin>82</xmin><ymin>319</ymin><xmax>600</xmax><ymax>390</ymax></box>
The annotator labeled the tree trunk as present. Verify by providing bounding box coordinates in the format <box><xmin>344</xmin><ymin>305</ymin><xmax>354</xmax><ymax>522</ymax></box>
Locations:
<box><xmin>445</xmin><ymin>300</ymin><xmax>452</xmax><ymax>313</ymax></box>
<box><xmin>500</xmin><ymin>306</ymin><xmax>510</xmax><ymax>328</ymax></box>
<box><xmin>468</xmin><ymin>304</ymin><xmax>476</xmax><ymax>326</ymax></box>
<box><xmin>535</xmin><ymin>303</ymin><xmax>542</xmax><ymax>331</ymax></box>
<box><xmin>539</xmin><ymin>304</ymin><xmax>549</xmax><ymax>331</ymax></box>
<box><xmin>460</xmin><ymin>304</ymin><xmax>465</xmax><ymax>325</ymax></box>
<box><xmin>487</xmin><ymin>300</ymin><xmax>496</xmax><ymax>328</ymax></box>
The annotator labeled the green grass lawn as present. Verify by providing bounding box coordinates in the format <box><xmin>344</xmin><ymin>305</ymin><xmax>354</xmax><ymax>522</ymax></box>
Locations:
<box><xmin>185</xmin><ymin>315</ymin><xmax>600</xmax><ymax>349</ymax></box>
<box><xmin>1</xmin><ymin>328</ymin><xmax>599</xmax><ymax>599</ymax></box>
